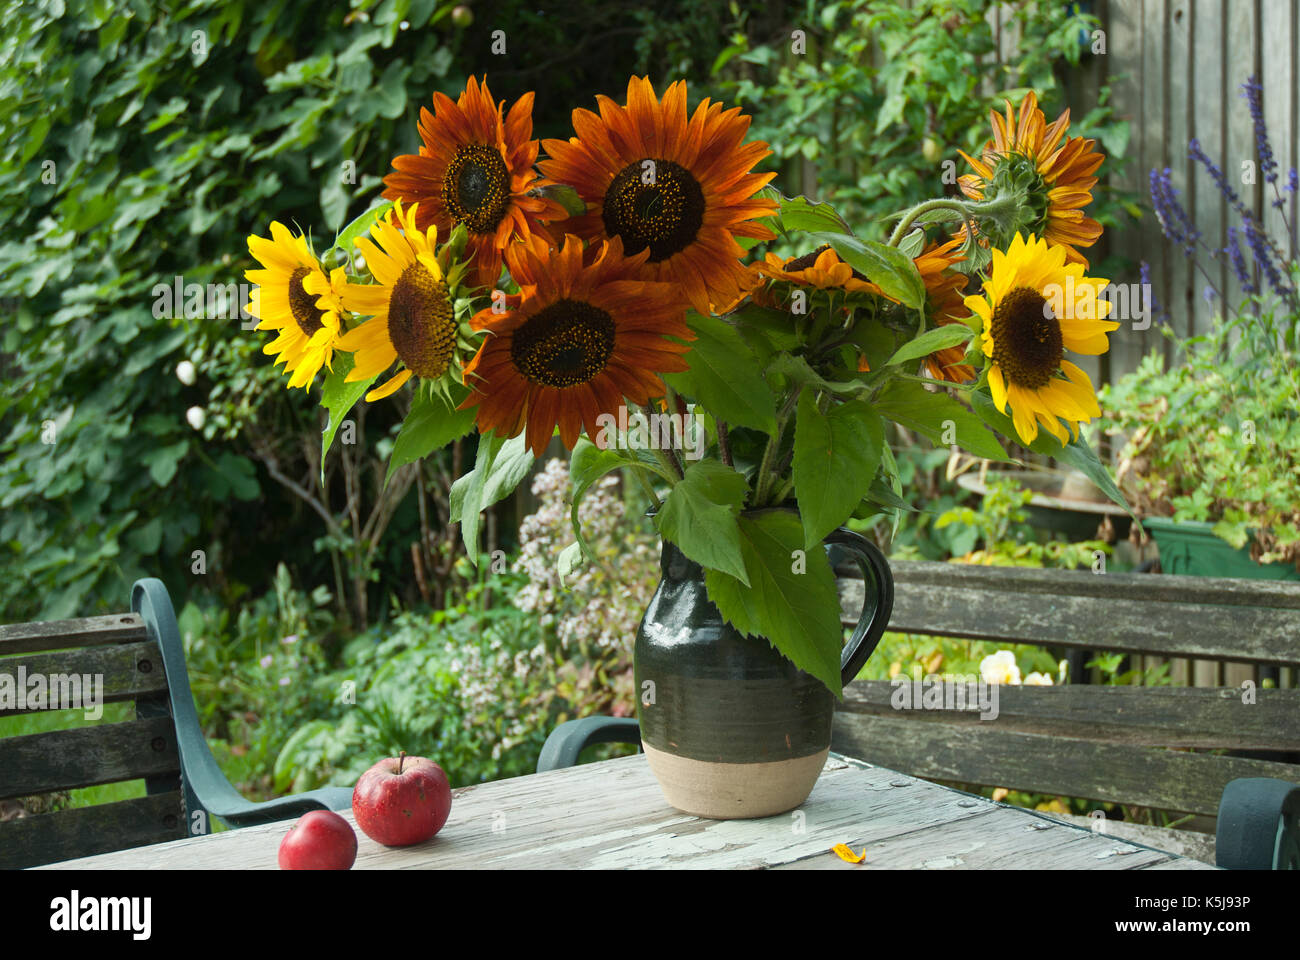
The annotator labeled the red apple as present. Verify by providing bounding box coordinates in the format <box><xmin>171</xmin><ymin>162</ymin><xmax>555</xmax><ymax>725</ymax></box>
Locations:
<box><xmin>352</xmin><ymin>751</ymin><xmax>452</xmax><ymax>847</ymax></box>
<box><xmin>277</xmin><ymin>810</ymin><xmax>357</xmax><ymax>870</ymax></box>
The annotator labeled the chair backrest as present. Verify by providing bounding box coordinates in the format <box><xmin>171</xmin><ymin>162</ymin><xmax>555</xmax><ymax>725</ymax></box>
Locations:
<box><xmin>832</xmin><ymin>561</ymin><xmax>1300</xmax><ymax>818</ymax></box>
<box><xmin>0</xmin><ymin>613</ymin><xmax>187</xmax><ymax>869</ymax></box>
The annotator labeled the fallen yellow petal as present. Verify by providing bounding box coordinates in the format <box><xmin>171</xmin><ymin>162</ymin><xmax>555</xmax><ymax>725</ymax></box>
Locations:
<box><xmin>831</xmin><ymin>843</ymin><xmax>867</xmax><ymax>864</ymax></box>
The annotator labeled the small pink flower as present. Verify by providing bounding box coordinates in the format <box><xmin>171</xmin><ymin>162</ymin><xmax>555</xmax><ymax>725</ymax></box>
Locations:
<box><xmin>281</xmin><ymin>634</ymin><xmax>299</xmax><ymax>645</ymax></box>
<box><xmin>259</xmin><ymin>654</ymin><xmax>273</xmax><ymax>669</ymax></box>
<box><xmin>279</xmin><ymin>676</ymin><xmax>291</xmax><ymax>687</ymax></box>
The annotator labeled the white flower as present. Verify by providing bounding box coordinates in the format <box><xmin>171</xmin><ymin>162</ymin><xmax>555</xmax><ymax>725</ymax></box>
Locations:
<box><xmin>1023</xmin><ymin>672</ymin><xmax>1054</xmax><ymax>686</ymax></box>
<box><xmin>186</xmin><ymin>406</ymin><xmax>205</xmax><ymax>430</ymax></box>
<box><xmin>979</xmin><ymin>650</ymin><xmax>1022</xmax><ymax>686</ymax></box>
<box><xmin>175</xmin><ymin>360</ymin><xmax>196</xmax><ymax>385</ymax></box>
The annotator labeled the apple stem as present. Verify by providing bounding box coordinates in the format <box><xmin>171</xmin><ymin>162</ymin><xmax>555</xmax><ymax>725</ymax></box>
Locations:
<box><xmin>398</xmin><ymin>750</ymin><xmax>406</xmax><ymax>775</ymax></box>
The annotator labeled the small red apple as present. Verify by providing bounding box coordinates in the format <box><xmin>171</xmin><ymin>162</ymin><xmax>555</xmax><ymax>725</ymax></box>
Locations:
<box><xmin>352</xmin><ymin>751</ymin><xmax>452</xmax><ymax>847</ymax></box>
<box><xmin>277</xmin><ymin>810</ymin><xmax>357</xmax><ymax>870</ymax></box>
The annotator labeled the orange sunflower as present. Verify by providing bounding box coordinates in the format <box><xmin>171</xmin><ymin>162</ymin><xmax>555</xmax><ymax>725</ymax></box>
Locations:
<box><xmin>956</xmin><ymin>91</ymin><xmax>1104</xmax><ymax>265</ymax></box>
<box><xmin>914</xmin><ymin>238</ymin><xmax>976</xmax><ymax>383</ymax></box>
<box><xmin>538</xmin><ymin>76</ymin><xmax>777</xmax><ymax>317</ymax></box>
<box><xmin>382</xmin><ymin>76</ymin><xmax>565</xmax><ymax>290</ymax></box>
<box><xmin>753</xmin><ymin>245</ymin><xmax>884</xmax><ymax>296</ymax></box>
<box><xmin>462</xmin><ymin>234</ymin><xmax>692</xmax><ymax>456</ymax></box>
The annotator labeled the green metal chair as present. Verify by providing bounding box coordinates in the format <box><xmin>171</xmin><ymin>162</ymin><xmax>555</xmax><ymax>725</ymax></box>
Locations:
<box><xmin>132</xmin><ymin>578</ymin><xmax>353</xmax><ymax>831</ymax></box>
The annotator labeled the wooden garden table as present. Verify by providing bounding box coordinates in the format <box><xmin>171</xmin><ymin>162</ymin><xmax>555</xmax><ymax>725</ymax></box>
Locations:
<box><xmin>37</xmin><ymin>753</ymin><xmax>1216</xmax><ymax>870</ymax></box>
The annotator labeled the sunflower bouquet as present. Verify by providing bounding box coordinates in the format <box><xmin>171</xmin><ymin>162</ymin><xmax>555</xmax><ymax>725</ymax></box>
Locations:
<box><xmin>243</xmin><ymin>77</ymin><xmax>1126</xmax><ymax>695</ymax></box>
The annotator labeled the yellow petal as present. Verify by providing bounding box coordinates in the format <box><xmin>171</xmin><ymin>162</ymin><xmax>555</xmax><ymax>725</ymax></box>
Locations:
<box><xmin>365</xmin><ymin>368</ymin><xmax>413</xmax><ymax>401</ymax></box>
<box><xmin>831</xmin><ymin>843</ymin><xmax>867</xmax><ymax>864</ymax></box>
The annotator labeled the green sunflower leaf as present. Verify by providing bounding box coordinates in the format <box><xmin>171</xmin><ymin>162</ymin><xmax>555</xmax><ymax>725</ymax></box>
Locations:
<box><xmin>793</xmin><ymin>395</ymin><xmax>884</xmax><ymax>547</ymax></box>
<box><xmin>568</xmin><ymin>436</ymin><xmax>631</xmax><ymax>565</ymax></box>
<box><xmin>775</xmin><ymin>192</ymin><xmax>853</xmax><ymax>235</ymax></box>
<box><xmin>450</xmin><ymin>431</ymin><xmax>535</xmax><ymax>563</ymax></box>
<box><xmin>702</xmin><ymin>510</ymin><xmax>845</xmax><ymax>697</ymax></box>
<box><xmin>969</xmin><ymin>391</ymin><xmax>1131</xmax><ymax>514</ymax></box>
<box><xmin>883</xmin><ymin>324</ymin><xmax>974</xmax><ymax>368</ymax></box>
<box><xmin>319</xmin><ymin>352</ymin><xmax>377</xmax><ymax>486</ymax></box>
<box><xmin>331</xmin><ymin>199</ymin><xmax>392</xmax><ymax>262</ymax></box>
<box><xmin>808</xmin><ymin>231</ymin><xmax>926</xmax><ymax>310</ymax></box>
<box><xmin>873</xmin><ymin>379</ymin><xmax>1009</xmax><ymax>461</ymax></box>
<box><xmin>384</xmin><ymin>382</ymin><xmax>478</xmax><ymax>489</ymax></box>
<box><xmin>655</xmin><ymin>459</ymin><xmax>751</xmax><ymax>585</ymax></box>
<box><xmin>664</xmin><ymin>312</ymin><xmax>778</xmax><ymax>435</ymax></box>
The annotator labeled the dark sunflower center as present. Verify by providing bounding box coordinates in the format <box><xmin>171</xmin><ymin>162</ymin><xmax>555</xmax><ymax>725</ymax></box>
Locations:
<box><xmin>783</xmin><ymin>245</ymin><xmax>869</xmax><ymax>281</ymax></box>
<box><xmin>602</xmin><ymin>158</ymin><xmax>705</xmax><ymax>262</ymax></box>
<box><xmin>510</xmin><ymin>298</ymin><xmax>616</xmax><ymax>388</ymax></box>
<box><xmin>387</xmin><ymin>262</ymin><xmax>455</xmax><ymax>379</ymax></box>
<box><xmin>288</xmin><ymin>267</ymin><xmax>325</xmax><ymax>337</ymax></box>
<box><xmin>441</xmin><ymin>143</ymin><xmax>511</xmax><ymax>234</ymax></box>
<box><xmin>990</xmin><ymin>286</ymin><xmax>1063</xmax><ymax>389</ymax></box>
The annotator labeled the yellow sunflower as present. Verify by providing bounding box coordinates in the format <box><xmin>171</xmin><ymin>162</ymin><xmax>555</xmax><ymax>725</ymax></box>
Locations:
<box><xmin>538</xmin><ymin>76</ymin><xmax>777</xmax><ymax>316</ymax></box>
<box><xmin>462</xmin><ymin>233</ymin><xmax>692</xmax><ymax>456</ymax></box>
<box><xmin>966</xmin><ymin>233</ymin><xmax>1119</xmax><ymax>446</ymax></box>
<box><xmin>245</xmin><ymin>222</ymin><xmax>347</xmax><ymax>389</ymax></box>
<box><xmin>382</xmin><ymin>76</ymin><xmax>565</xmax><ymax>290</ymax></box>
<box><xmin>957</xmin><ymin>91</ymin><xmax>1104</xmax><ymax>265</ymax></box>
<box><xmin>335</xmin><ymin>200</ymin><xmax>462</xmax><ymax>402</ymax></box>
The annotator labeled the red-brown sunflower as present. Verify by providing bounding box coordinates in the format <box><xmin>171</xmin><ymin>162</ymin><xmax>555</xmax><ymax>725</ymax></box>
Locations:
<box><xmin>382</xmin><ymin>76</ymin><xmax>565</xmax><ymax>290</ymax></box>
<box><xmin>462</xmin><ymin>234</ymin><xmax>692</xmax><ymax>456</ymax></box>
<box><xmin>956</xmin><ymin>91</ymin><xmax>1104</xmax><ymax>265</ymax></box>
<box><xmin>914</xmin><ymin>238</ymin><xmax>976</xmax><ymax>383</ymax></box>
<box><xmin>538</xmin><ymin>76</ymin><xmax>777</xmax><ymax>316</ymax></box>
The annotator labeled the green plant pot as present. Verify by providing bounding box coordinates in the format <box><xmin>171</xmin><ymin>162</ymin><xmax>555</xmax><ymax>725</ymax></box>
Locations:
<box><xmin>1142</xmin><ymin>517</ymin><xmax>1300</xmax><ymax>581</ymax></box>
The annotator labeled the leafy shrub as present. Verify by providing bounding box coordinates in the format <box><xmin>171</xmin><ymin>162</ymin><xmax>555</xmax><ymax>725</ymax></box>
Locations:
<box><xmin>1099</xmin><ymin>300</ymin><xmax>1300</xmax><ymax>568</ymax></box>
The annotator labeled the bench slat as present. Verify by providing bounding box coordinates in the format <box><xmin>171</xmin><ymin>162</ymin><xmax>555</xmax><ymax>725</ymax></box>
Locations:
<box><xmin>838</xmin><ymin>576</ymin><xmax>1300</xmax><ymax>667</ymax></box>
<box><xmin>0</xmin><ymin>716</ymin><xmax>180</xmax><ymax>800</ymax></box>
<box><xmin>0</xmin><ymin>641</ymin><xmax>169</xmax><ymax>717</ymax></box>
<box><xmin>0</xmin><ymin>614</ymin><xmax>148</xmax><ymax>655</ymax></box>
<box><xmin>0</xmin><ymin>790</ymin><xmax>186</xmax><ymax>870</ymax></box>
<box><xmin>831</xmin><ymin>713</ymin><xmax>1300</xmax><ymax>817</ymax></box>
<box><xmin>888</xmin><ymin>560</ymin><xmax>1300</xmax><ymax>607</ymax></box>
<box><xmin>839</xmin><ymin>681</ymin><xmax>1300</xmax><ymax>751</ymax></box>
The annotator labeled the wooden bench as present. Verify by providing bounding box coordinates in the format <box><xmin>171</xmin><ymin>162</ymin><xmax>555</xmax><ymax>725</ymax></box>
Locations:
<box><xmin>834</xmin><ymin>561</ymin><xmax>1300</xmax><ymax>868</ymax></box>
<box><xmin>0</xmin><ymin>578</ymin><xmax>352</xmax><ymax>869</ymax></box>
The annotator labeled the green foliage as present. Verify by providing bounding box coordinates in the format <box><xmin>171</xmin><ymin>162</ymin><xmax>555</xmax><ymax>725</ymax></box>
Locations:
<box><xmin>710</xmin><ymin>0</ymin><xmax>1135</xmax><ymax>264</ymax></box>
<box><xmin>1099</xmin><ymin>296</ymin><xmax>1300</xmax><ymax>567</ymax></box>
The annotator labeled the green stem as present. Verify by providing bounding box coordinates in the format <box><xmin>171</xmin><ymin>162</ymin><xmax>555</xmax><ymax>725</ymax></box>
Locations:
<box><xmin>753</xmin><ymin>388</ymin><xmax>802</xmax><ymax>506</ymax></box>
<box><xmin>890</xmin><ymin>371</ymin><xmax>975</xmax><ymax>391</ymax></box>
<box><xmin>630</xmin><ymin>464</ymin><xmax>662</xmax><ymax>510</ymax></box>
<box><xmin>887</xmin><ymin>199</ymin><xmax>971</xmax><ymax>246</ymax></box>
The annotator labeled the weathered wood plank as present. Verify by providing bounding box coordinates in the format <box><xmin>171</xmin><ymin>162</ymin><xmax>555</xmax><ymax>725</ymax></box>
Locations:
<box><xmin>0</xmin><ymin>641</ymin><xmax>167</xmax><ymax>718</ymax></box>
<box><xmin>831</xmin><ymin>713</ymin><xmax>1300</xmax><ymax>817</ymax></box>
<box><xmin>886</xmin><ymin>559</ymin><xmax>1300</xmax><ymax>607</ymax></box>
<box><xmin>0</xmin><ymin>791</ymin><xmax>185</xmax><ymax>870</ymax></box>
<box><xmin>837</xmin><ymin>563</ymin><xmax>1300</xmax><ymax>666</ymax></box>
<box><xmin>1222</xmin><ymin>0</ymin><xmax>1258</xmax><ymax>313</ymax></box>
<box><xmin>0</xmin><ymin>614</ymin><xmax>147</xmax><ymax>656</ymax></box>
<box><xmin>1043</xmin><ymin>810</ymin><xmax>1216</xmax><ymax>864</ymax></box>
<box><xmin>1192</xmin><ymin>0</ymin><xmax>1228</xmax><ymax>339</ymax></box>
<box><xmin>837</xmin><ymin>681</ymin><xmax>1300</xmax><ymax>750</ymax></box>
<box><xmin>0</xmin><ymin>716</ymin><xmax>179</xmax><ymax>800</ymax></box>
<box><xmin>1168</xmin><ymin>0</ymin><xmax>1195</xmax><ymax>340</ymax></box>
<box><xmin>42</xmin><ymin>754</ymin><xmax>1207</xmax><ymax>870</ymax></box>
